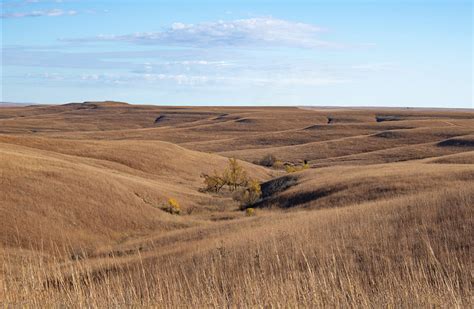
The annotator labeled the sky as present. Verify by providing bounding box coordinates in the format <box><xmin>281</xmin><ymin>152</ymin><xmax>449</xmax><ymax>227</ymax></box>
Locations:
<box><xmin>1</xmin><ymin>0</ymin><xmax>472</xmax><ymax>107</ymax></box>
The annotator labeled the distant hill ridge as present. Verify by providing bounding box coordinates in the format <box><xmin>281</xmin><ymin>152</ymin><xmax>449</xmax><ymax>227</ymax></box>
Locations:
<box><xmin>63</xmin><ymin>101</ymin><xmax>131</xmax><ymax>107</ymax></box>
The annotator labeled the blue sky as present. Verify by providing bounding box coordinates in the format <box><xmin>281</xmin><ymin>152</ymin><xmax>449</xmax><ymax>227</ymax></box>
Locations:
<box><xmin>1</xmin><ymin>0</ymin><xmax>472</xmax><ymax>107</ymax></box>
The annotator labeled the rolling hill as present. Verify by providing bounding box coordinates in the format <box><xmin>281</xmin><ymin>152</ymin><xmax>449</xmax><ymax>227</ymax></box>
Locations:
<box><xmin>0</xmin><ymin>102</ymin><xmax>473</xmax><ymax>307</ymax></box>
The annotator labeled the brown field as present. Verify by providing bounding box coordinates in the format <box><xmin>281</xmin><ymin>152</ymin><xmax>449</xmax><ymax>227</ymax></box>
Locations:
<box><xmin>1</xmin><ymin>102</ymin><xmax>473</xmax><ymax>307</ymax></box>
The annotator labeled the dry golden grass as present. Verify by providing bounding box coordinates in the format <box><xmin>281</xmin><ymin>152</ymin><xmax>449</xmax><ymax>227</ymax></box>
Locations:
<box><xmin>2</xmin><ymin>187</ymin><xmax>472</xmax><ymax>307</ymax></box>
<box><xmin>0</xmin><ymin>138</ymin><xmax>269</xmax><ymax>254</ymax></box>
<box><xmin>1</xmin><ymin>102</ymin><xmax>473</xmax><ymax>307</ymax></box>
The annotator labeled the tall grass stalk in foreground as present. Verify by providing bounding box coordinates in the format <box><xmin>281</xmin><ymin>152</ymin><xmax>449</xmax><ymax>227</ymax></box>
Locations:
<box><xmin>1</xmin><ymin>187</ymin><xmax>472</xmax><ymax>307</ymax></box>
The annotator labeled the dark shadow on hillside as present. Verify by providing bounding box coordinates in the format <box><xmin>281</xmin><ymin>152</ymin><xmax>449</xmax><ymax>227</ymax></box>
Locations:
<box><xmin>277</xmin><ymin>188</ymin><xmax>341</xmax><ymax>208</ymax></box>
<box><xmin>376</xmin><ymin>115</ymin><xmax>402</xmax><ymax>122</ymax></box>
<box><xmin>437</xmin><ymin>138</ymin><xmax>474</xmax><ymax>147</ymax></box>
<box><xmin>236</xmin><ymin>118</ymin><xmax>255</xmax><ymax>124</ymax></box>
<box><xmin>255</xmin><ymin>186</ymin><xmax>344</xmax><ymax>209</ymax></box>
<box><xmin>154</xmin><ymin>115</ymin><xmax>167</xmax><ymax>123</ymax></box>
<box><xmin>256</xmin><ymin>173</ymin><xmax>349</xmax><ymax>209</ymax></box>
<box><xmin>373</xmin><ymin>131</ymin><xmax>405</xmax><ymax>139</ymax></box>
<box><xmin>260</xmin><ymin>175</ymin><xmax>298</xmax><ymax>198</ymax></box>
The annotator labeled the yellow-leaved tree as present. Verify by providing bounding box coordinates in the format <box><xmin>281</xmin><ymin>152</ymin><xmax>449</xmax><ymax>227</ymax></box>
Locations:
<box><xmin>201</xmin><ymin>158</ymin><xmax>262</xmax><ymax>210</ymax></box>
<box><xmin>201</xmin><ymin>158</ymin><xmax>249</xmax><ymax>192</ymax></box>
<box><xmin>222</xmin><ymin>158</ymin><xmax>249</xmax><ymax>191</ymax></box>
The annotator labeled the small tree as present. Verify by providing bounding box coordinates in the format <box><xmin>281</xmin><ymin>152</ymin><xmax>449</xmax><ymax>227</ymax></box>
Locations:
<box><xmin>222</xmin><ymin>158</ymin><xmax>249</xmax><ymax>191</ymax></box>
<box><xmin>201</xmin><ymin>158</ymin><xmax>254</xmax><ymax>195</ymax></box>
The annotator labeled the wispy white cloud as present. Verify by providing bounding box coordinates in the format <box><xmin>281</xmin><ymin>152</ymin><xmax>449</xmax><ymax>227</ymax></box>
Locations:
<box><xmin>23</xmin><ymin>72</ymin><xmax>213</xmax><ymax>86</ymax></box>
<box><xmin>170</xmin><ymin>60</ymin><xmax>232</xmax><ymax>66</ymax></box>
<box><xmin>1</xmin><ymin>8</ymin><xmax>77</xmax><ymax>18</ymax></box>
<box><xmin>133</xmin><ymin>60</ymin><xmax>234</xmax><ymax>74</ymax></box>
<box><xmin>2</xmin><ymin>0</ymin><xmax>66</xmax><ymax>6</ymax></box>
<box><xmin>2</xmin><ymin>46</ymin><xmax>237</xmax><ymax>73</ymax></box>
<box><xmin>351</xmin><ymin>62</ymin><xmax>398</xmax><ymax>72</ymax></box>
<box><xmin>63</xmin><ymin>17</ymin><xmax>339</xmax><ymax>49</ymax></box>
<box><xmin>22</xmin><ymin>71</ymin><xmax>347</xmax><ymax>87</ymax></box>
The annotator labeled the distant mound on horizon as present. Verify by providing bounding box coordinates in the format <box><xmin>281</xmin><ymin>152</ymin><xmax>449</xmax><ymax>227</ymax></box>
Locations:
<box><xmin>63</xmin><ymin>100</ymin><xmax>131</xmax><ymax>107</ymax></box>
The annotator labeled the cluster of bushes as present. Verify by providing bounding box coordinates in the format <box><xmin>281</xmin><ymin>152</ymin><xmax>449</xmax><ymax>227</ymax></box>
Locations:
<box><xmin>284</xmin><ymin>161</ymin><xmax>310</xmax><ymax>173</ymax></box>
<box><xmin>258</xmin><ymin>154</ymin><xmax>276</xmax><ymax>167</ymax></box>
<box><xmin>201</xmin><ymin>156</ymin><xmax>310</xmax><ymax>212</ymax></box>
<box><xmin>258</xmin><ymin>154</ymin><xmax>310</xmax><ymax>173</ymax></box>
<box><xmin>257</xmin><ymin>154</ymin><xmax>284</xmax><ymax>169</ymax></box>
<box><xmin>233</xmin><ymin>178</ymin><xmax>262</xmax><ymax>209</ymax></box>
<box><xmin>201</xmin><ymin>158</ymin><xmax>262</xmax><ymax>209</ymax></box>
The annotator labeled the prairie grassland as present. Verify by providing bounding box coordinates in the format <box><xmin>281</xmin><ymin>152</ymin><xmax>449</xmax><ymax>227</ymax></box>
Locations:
<box><xmin>2</xmin><ymin>186</ymin><xmax>472</xmax><ymax>307</ymax></box>
<box><xmin>1</xmin><ymin>103</ymin><xmax>473</xmax><ymax>307</ymax></box>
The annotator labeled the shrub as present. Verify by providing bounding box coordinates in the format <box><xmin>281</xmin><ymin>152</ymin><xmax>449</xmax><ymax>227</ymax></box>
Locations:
<box><xmin>234</xmin><ymin>179</ymin><xmax>262</xmax><ymax>210</ymax></box>
<box><xmin>285</xmin><ymin>161</ymin><xmax>310</xmax><ymax>173</ymax></box>
<box><xmin>163</xmin><ymin>198</ymin><xmax>181</xmax><ymax>215</ymax></box>
<box><xmin>245</xmin><ymin>208</ymin><xmax>256</xmax><ymax>216</ymax></box>
<box><xmin>273</xmin><ymin>160</ymin><xmax>284</xmax><ymax>169</ymax></box>
<box><xmin>259</xmin><ymin>154</ymin><xmax>277</xmax><ymax>167</ymax></box>
<box><xmin>201</xmin><ymin>171</ymin><xmax>226</xmax><ymax>193</ymax></box>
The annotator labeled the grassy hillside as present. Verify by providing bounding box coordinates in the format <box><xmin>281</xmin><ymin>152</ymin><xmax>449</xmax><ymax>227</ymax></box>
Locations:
<box><xmin>0</xmin><ymin>136</ymin><xmax>270</xmax><ymax>254</ymax></box>
<box><xmin>0</xmin><ymin>103</ymin><xmax>472</xmax><ymax>307</ymax></box>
